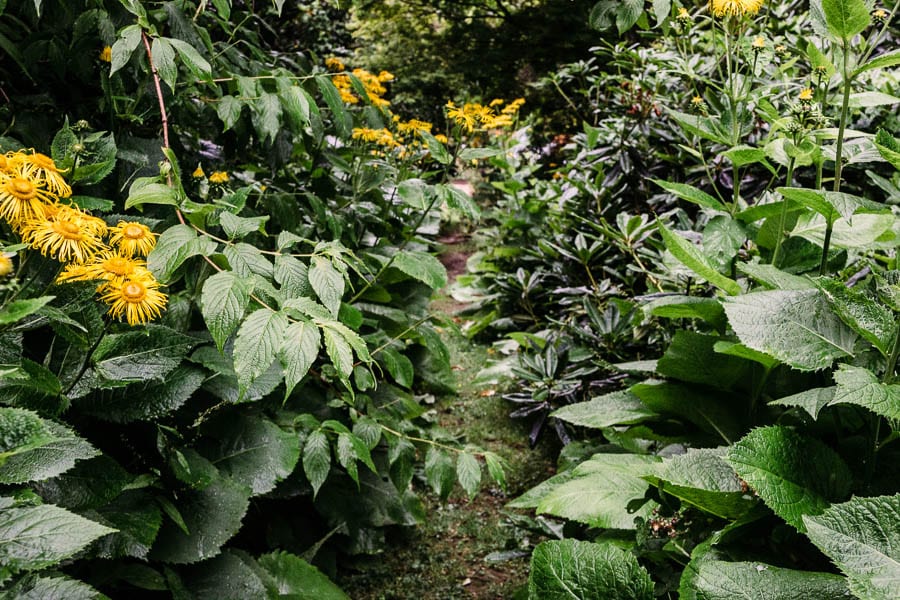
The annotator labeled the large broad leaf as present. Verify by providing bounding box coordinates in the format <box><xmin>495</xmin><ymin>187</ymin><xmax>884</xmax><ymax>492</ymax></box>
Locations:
<box><xmin>91</xmin><ymin>325</ymin><xmax>198</xmax><ymax>383</ymax></box>
<box><xmin>531</xmin><ymin>454</ymin><xmax>660</xmax><ymax>530</ymax></box>
<box><xmin>630</xmin><ymin>381</ymin><xmax>745</xmax><ymax>444</ymax></box>
<box><xmin>770</xmin><ymin>387</ymin><xmax>836</xmax><ymax>420</ymax></box>
<box><xmin>148</xmin><ymin>225</ymin><xmax>218</xmax><ymax>283</ymax></box>
<box><xmin>653</xmin><ymin>180</ymin><xmax>727</xmax><ymax>212</ymax></box>
<box><xmin>551</xmin><ymin>390</ymin><xmax>656</xmax><ymax>429</ymax></box>
<box><xmin>723</xmin><ymin>289</ymin><xmax>857</xmax><ymax>372</ymax></box>
<box><xmin>233</xmin><ymin>308</ymin><xmax>289</xmax><ymax>400</ymax></box>
<box><xmin>91</xmin><ymin>489</ymin><xmax>162</xmax><ymax>560</ymax></box>
<box><xmin>659</xmin><ymin>223</ymin><xmax>741</xmax><ymax>295</ymax></box>
<box><xmin>257</xmin><ymin>550</ymin><xmax>350</xmax><ymax>599</ymax></box>
<box><xmin>681</xmin><ymin>559</ymin><xmax>850</xmax><ymax>599</ymax></box>
<box><xmin>200</xmin><ymin>415</ymin><xmax>301</xmax><ymax>496</ymax></box>
<box><xmin>3</xmin><ymin>574</ymin><xmax>109</xmax><ymax>599</ymax></box>
<box><xmin>644</xmin><ymin>295</ymin><xmax>727</xmax><ymax>331</ymax></box>
<box><xmin>77</xmin><ymin>365</ymin><xmax>205</xmax><ymax>423</ymax></box>
<box><xmin>726</xmin><ymin>426</ymin><xmax>851</xmax><ymax>531</ymax></box>
<box><xmin>821</xmin><ymin>0</ymin><xmax>871</xmax><ymax>40</ymax></box>
<box><xmin>643</xmin><ymin>448</ymin><xmax>757</xmax><ymax>520</ymax></box>
<box><xmin>391</xmin><ymin>250</ymin><xmax>447</xmax><ymax>290</ymax></box>
<box><xmin>0</xmin><ymin>409</ymin><xmax>97</xmax><ymax>484</ymax></box>
<box><xmin>181</xmin><ymin>550</ymin><xmax>268</xmax><ymax>599</ymax></box>
<box><xmin>817</xmin><ymin>278</ymin><xmax>897</xmax><ymax>357</ymax></box>
<box><xmin>528</xmin><ymin>540</ymin><xmax>653</xmax><ymax>600</ymax></box>
<box><xmin>149</xmin><ymin>477</ymin><xmax>251</xmax><ymax>564</ymax></box>
<box><xmin>279</xmin><ymin>320</ymin><xmax>321</xmax><ymax>398</ymax></box>
<box><xmin>830</xmin><ymin>365</ymin><xmax>900</xmax><ymax>420</ymax></box>
<box><xmin>803</xmin><ymin>494</ymin><xmax>900</xmax><ymax>600</ymax></box>
<box><xmin>201</xmin><ymin>271</ymin><xmax>251</xmax><ymax>351</ymax></box>
<box><xmin>0</xmin><ymin>502</ymin><xmax>115</xmax><ymax>572</ymax></box>
<box><xmin>656</xmin><ymin>331</ymin><xmax>751</xmax><ymax>391</ymax></box>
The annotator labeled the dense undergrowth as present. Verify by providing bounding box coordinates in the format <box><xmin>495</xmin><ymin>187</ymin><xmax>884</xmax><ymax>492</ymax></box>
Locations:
<box><xmin>1</xmin><ymin>0</ymin><xmax>899</xmax><ymax>598</ymax></box>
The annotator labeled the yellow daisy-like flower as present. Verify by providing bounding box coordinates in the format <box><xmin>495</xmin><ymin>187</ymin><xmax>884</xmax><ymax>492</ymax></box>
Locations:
<box><xmin>397</xmin><ymin>119</ymin><xmax>433</xmax><ymax>135</ymax></box>
<box><xmin>21</xmin><ymin>152</ymin><xmax>71</xmax><ymax>198</ymax></box>
<box><xmin>108</xmin><ymin>221</ymin><xmax>157</xmax><ymax>257</ymax></box>
<box><xmin>100</xmin><ymin>46</ymin><xmax>112</xmax><ymax>63</ymax></box>
<box><xmin>446</xmin><ymin>101</ymin><xmax>476</xmax><ymax>133</ymax></box>
<box><xmin>0</xmin><ymin>168</ymin><xmax>55</xmax><ymax>228</ymax></box>
<box><xmin>502</xmin><ymin>98</ymin><xmax>526</xmax><ymax>115</ymax></box>
<box><xmin>798</xmin><ymin>88</ymin><xmax>814</xmax><ymax>101</ymax></box>
<box><xmin>0</xmin><ymin>253</ymin><xmax>14</xmax><ymax>277</ymax></box>
<box><xmin>752</xmin><ymin>36</ymin><xmax>766</xmax><ymax>49</ymax></box>
<box><xmin>709</xmin><ymin>0</ymin><xmax>764</xmax><ymax>18</ymax></box>
<box><xmin>209</xmin><ymin>171</ymin><xmax>229</xmax><ymax>184</ymax></box>
<box><xmin>101</xmin><ymin>273</ymin><xmax>167</xmax><ymax>326</ymax></box>
<box><xmin>325</xmin><ymin>57</ymin><xmax>345</xmax><ymax>72</ymax></box>
<box><xmin>434</xmin><ymin>134</ymin><xmax>449</xmax><ymax>144</ymax></box>
<box><xmin>192</xmin><ymin>165</ymin><xmax>205</xmax><ymax>178</ymax></box>
<box><xmin>22</xmin><ymin>205</ymin><xmax>107</xmax><ymax>264</ymax></box>
<box><xmin>58</xmin><ymin>250</ymin><xmax>145</xmax><ymax>285</ymax></box>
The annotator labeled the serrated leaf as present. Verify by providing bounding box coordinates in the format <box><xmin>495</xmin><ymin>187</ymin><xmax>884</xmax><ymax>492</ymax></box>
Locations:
<box><xmin>396</xmin><ymin>178</ymin><xmax>429</xmax><ymax>209</ymax></box>
<box><xmin>653</xmin><ymin>180</ymin><xmax>726</xmax><ymax>212</ymax></box>
<box><xmin>279</xmin><ymin>320</ymin><xmax>320</xmax><ymax>398</ymax></box>
<box><xmin>534</xmin><ymin>454</ymin><xmax>661</xmax><ymax>529</ymax></box>
<box><xmin>682</xmin><ymin>559</ymin><xmax>850</xmax><ymax>600</ymax></box>
<box><xmin>723</xmin><ymin>289</ymin><xmax>857</xmax><ymax>371</ymax></box>
<box><xmin>322</xmin><ymin>326</ymin><xmax>353</xmax><ymax>381</ymax></box>
<box><xmin>92</xmin><ymin>324</ymin><xmax>197</xmax><ymax>383</ymax></box>
<box><xmin>855</xmin><ymin>49</ymin><xmax>900</xmax><ymax>76</ymax></box>
<box><xmin>803</xmin><ymin>494</ymin><xmax>900</xmax><ymax>600</ymax></box>
<box><xmin>770</xmin><ymin>386</ymin><xmax>836</xmax><ymax>419</ymax></box>
<box><xmin>817</xmin><ymin>278</ymin><xmax>896</xmax><ymax>356</ymax></box>
<box><xmin>148</xmin><ymin>225</ymin><xmax>218</xmax><ymax>282</ymax></box>
<box><xmin>219</xmin><ymin>212</ymin><xmax>268</xmax><ymax>240</ymax></box>
<box><xmin>217</xmin><ymin>95</ymin><xmax>242</xmax><ymax>131</ymax></box>
<box><xmin>223</xmin><ymin>243</ymin><xmax>273</xmax><ymax>279</ymax></box>
<box><xmin>274</xmin><ymin>254</ymin><xmax>312</xmax><ymax>298</ymax></box>
<box><xmin>458</xmin><ymin>147</ymin><xmax>501</xmax><ymax>161</ymax></box>
<box><xmin>3</xmin><ymin>573</ymin><xmax>109</xmax><ymax>599</ymax></box>
<box><xmin>0</xmin><ymin>408</ymin><xmax>98</xmax><ymax>484</ymax></box>
<box><xmin>0</xmin><ymin>296</ymin><xmax>54</xmax><ymax>325</ymax></box>
<box><xmin>182</xmin><ymin>550</ymin><xmax>267</xmax><ymax>599</ymax></box>
<box><xmin>93</xmin><ymin>489</ymin><xmax>163</xmax><ymax>560</ymax></box>
<box><xmin>124</xmin><ymin>182</ymin><xmax>177</xmax><ymax>210</ymax></box>
<box><xmin>0</xmin><ymin>502</ymin><xmax>115</xmax><ymax>571</ymax></box>
<box><xmin>821</xmin><ymin>0</ymin><xmax>871</xmax><ymax>40</ymax></box>
<box><xmin>233</xmin><ymin>308</ymin><xmax>289</xmax><ymax>400</ymax></box>
<box><xmin>201</xmin><ymin>415</ymin><xmax>300</xmax><ymax>496</ymax></box>
<box><xmin>110</xmin><ymin>24</ymin><xmax>141</xmax><ymax>75</ymax></box>
<box><xmin>425</xmin><ymin>447</ymin><xmax>455</xmax><ymax>500</ymax></box>
<box><xmin>630</xmin><ymin>381</ymin><xmax>745</xmax><ymax>444</ymax></box>
<box><xmin>392</xmin><ymin>250</ymin><xmax>447</xmax><ymax>290</ymax></box>
<box><xmin>315</xmin><ymin>75</ymin><xmax>352</xmax><ymax>138</ymax></box>
<box><xmin>258</xmin><ymin>550</ymin><xmax>349</xmax><ymax>599</ymax></box>
<box><xmin>201</xmin><ymin>271</ymin><xmax>251</xmax><ymax>351</ymax></box>
<box><xmin>644</xmin><ymin>295</ymin><xmax>727</xmax><ymax>330</ymax></box>
<box><xmin>79</xmin><ymin>365</ymin><xmax>204</xmax><ymax>423</ymax></box>
<box><xmin>377</xmin><ymin>346</ymin><xmax>414</xmax><ymax>389</ymax></box>
<box><xmin>529</xmin><ymin>540</ymin><xmax>653</xmax><ymax>600</ymax></box>
<box><xmin>308</xmin><ymin>256</ymin><xmax>344</xmax><ymax>317</ymax></box>
<box><xmin>303</xmin><ymin>430</ymin><xmax>330</xmax><ymax>498</ymax></box>
<box><xmin>456</xmin><ymin>453</ymin><xmax>481</xmax><ymax>499</ymax></box>
<box><xmin>830</xmin><ymin>365</ymin><xmax>900</xmax><ymax>420</ymax></box>
<box><xmin>656</xmin><ymin>330</ymin><xmax>750</xmax><ymax>391</ymax></box>
<box><xmin>727</xmin><ymin>426</ymin><xmax>852</xmax><ymax>531</ymax></box>
<box><xmin>659</xmin><ymin>222</ymin><xmax>741</xmax><ymax>295</ymax></box>
<box><xmin>253</xmin><ymin>92</ymin><xmax>282</xmax><ymax>144</ymax></box>
<box><xmin>419</xmin><ymin>131</ymin><xmax>452</xmax><ymax>165</ymax></box>
<box><xmin>151</xmin><ymin>37</ymin><xmax>177</xmax><ymax>91</ymax></box>
<box><xmin>388</xmin><ymin>436</ymin><xmax>415</xmax><ymax>490</ymax></box>
<box><xmin>551</xmin><ymin>390</ymin><xmax>655</xmax><ymax>429</ymax></box>
<box><xmin>279</xmin><ymin>85</ymin><xmax>312</xmax><ymax>131</ymax></box>
<box><xmin>167</xmin><ymin>38</ymin><xmax>211</xmax><ymax>80</ymax></box>
<box><xmin>149</xmin><ymin>477</ymin><xmax>250</xmax><ymax>564</ymax></box>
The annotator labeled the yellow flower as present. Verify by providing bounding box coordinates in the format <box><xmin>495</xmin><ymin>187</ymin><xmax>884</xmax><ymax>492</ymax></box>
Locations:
<box><xmin>58</xmin><ymin>250</ymin><xmax>145</xmax><ymax>285</ymax></box>
<box><xmin>325</xmin><ymin>57</ymin><xmax>345</xmax><ymax>71</ymax></box>
<box><xmin>677</xmin><ymin>7</ymin><xmax>692</xmax><ymax>21</ymax></box>
<box><xmin>752</xmin><ymin>36</ymin><xmax>766</xmax><ymax>49</ymax></box>
<box><xmin>101</xmin><ymin>273</ymin><xmax>168</xmax><ymax>326</ymax></box>
<box><xmin>100</xmin><ymin>46</ymin><xmax>112</xmax><ymax>63</ymax></box>
<box><xmin>489</xmin><ymin>98</ymin><xmax>504</xmax><ymax>107</ymax></box>
<box><xmin>446</xmin><ymin>101</ymin><xmax>476</xmax><ymax>133</ymax></box>
<box><xmin>22</xmin><ymin>205</ymin><xmax>107</xmax><ymax>264</ymax></box>
<box><xmin>21</xmin><ymin>152</ymin><xmax>71</xmax><ymax>198</ymax></box>
<box><xmin>434</xmin><ymin>134</ymin><xmax>449</xmax><ymax>144</ymax></box>
<box><xmin>709</xmin><ymin>0</ymin><xmax>764</xmax><ymax>18</ymax></box>
<box><xmin>0</xmin><ymin>168</ymin><xmax>55</xmax><ymax>228</ymax></box>
<box><xmin>209</xmin><ymin>171</ymin><xmax>229</xmax><ymax>184</ymax></box>
<box><xmin>501</xmin><ymin>98</ymin><xmax>525</xmax><ymax>115</ymax></box>
<box><xmin>108</xmin><ymin>221</ymin><xmax>157</xmax><ymax>257</ymax></box>
<box><xmin>0</xmin><ymin>253</ymin><xmax>13</xmax><ymax>277</ymax></box>
<box><xmin>798</xmin><ymin>88</ymin><xmax>814</xmax><ymax>101</ymax></box>
<box><xmin>377</xmin><ymin>70</ymin><xmax>394</xmax><ymax>82</ymax></box>
<box><xmin>397</xmin><ymin>119</ymin><xmax>433</xmax><ymax>135</ymax></box>
<box><xmin>192</xmin><ymin>165</ymin><xmax>205</xmax><ymax>178</ymax></box>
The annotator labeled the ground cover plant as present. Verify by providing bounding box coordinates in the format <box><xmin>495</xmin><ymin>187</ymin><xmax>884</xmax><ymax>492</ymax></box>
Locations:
<box><xmin>479</xmin><ymin>0</ymin><xmax>900</xmax><ymax>597</ymax></box>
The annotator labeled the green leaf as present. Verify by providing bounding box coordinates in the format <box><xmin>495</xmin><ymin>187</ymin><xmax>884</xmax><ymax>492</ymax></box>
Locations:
<box><xmin>424</xmin><ymin>447</ymin><xmax>456</xmax><ymax>500</ymax></box>
<box><xmin>0</xmin><ymin>502</ymin><xmax>115</xmax><ymax>572</ymax></box>
<box><xmin>396</xmin><ymin>178</ymin><xmax>429</xmax><ymax>210</ymax></box>
<box><xmin>653</xmin><ymin>180</ymin><xmax>727</xmax><ymax>212</ymax></box>
<box><xmin>110</xmin><ymin>24</ymin><xmax>141</xmax><ymax>76</ymax></box>
<box><xmin>322</xmin><ymin>326</ymin><xmax>353</xmax><ymax>382</ymax></box>
<box><xmin>302</xmin><ymin>430</ymin><xmax>331</xmax><ymax>498</ymax></box>
<box><xmin>217</xmin><ymin>95</ymin><xmax>243</xmax><ymax>131</ymax></box>
<box><xmin>643</xmin><ymin>448</ymin><xmax>757</xmax><ymax>520</ymax></box>
<box><xmin>279</xmin><ymin>85</ymin><xmax>312</xmax><ymax>131</ymax></box>
<box><xmin>830</xmin><ymin>365</ymin><xmax>900</xmax><ymax>420</ymax></box>
<box><xmin>456</xmin><ymin>453</ymin><xmax>481</xmax><ymax>499</ymax></box>
<box><xmin>658</xmin><ymin>222</ymin><xmax>741</xmax><ymax>295</ymax></box>
<box><xmin>279</xmin><ymin>320</ymin><xmax>321</xmax><ymax>398</ymax></box>
<box><xmin>817</xmin><ymin>278</ymin><xmax>896</xmax><ymax>356</ymax></box>
<box><xmin>79</xmin><ymin>365</ymin><xmax>205</xmax><ymax>423</ymax></box>
<box><xmin>437</xmin><ymin>182</ymin><xmax>480</xmax><ymax>218</ymax></box>
<box><xmin>770</xmin><ymin>387</ymin><xmax>836</xmax><ymax>419</ymax></box>
<box><xmin>855</xmin><ymin>49</ymin><xmax>900</xmax><ymax>76</ymax></box>
<box><xmin>148</xmin><ymin>225</ymin><xmax>218</xmax><ymax>283</ymax></box>
<box><xmin>644</xmin><ymin>295</ymin><xmax>727</xmax><ymax>331</ymax></box>
<box><xmin>377</xmin><ymin>346</ymin><xmax>414</xmax><ymax>388</ymax></box>
<box><xmin>651</xmin><ymin>0</ymin><xmax>670</xmax><ymax>26</ymax></box>
<box><xmin>257</xmin><ymin>550</ymin><xmax>350</xmax><ymax>599</ymax></box>
<box><xmin>0</xmin><ymin>296</ymin><xmax>55</xmax><ymax>326</ymax></box>
<box><xmin>0</xmin><ymin>409</ymin><xmax>98</xmax><ymax>484</ymax></box>
<box><xmin>93</xmin><ymin>489</ymin><xmax>163</xmax><ymax>560</ymax></box>
<box><xmin>391</xmin><ymin>250</ymin><xmax>447</xmax><ymax>290</ymax></box>
<box><xmin>201</xmin><ymin>415</ymin><xmax>300</xmax><ymax>496</ymax></box>
<box><xmin>419</xmin><ymin>131</ymin><xmax>452</xmax><ymax>165</ymax></box>
<box><xmin>458</xmin><ymin>147</ymin><xmax>501</xmax><ymax>161</ymax></box>
<box><xmin>274</xmin><ymin>254</ymin><xmax>312</xmax><ymax>298</ymax></box>
<box><xmin>167</xmin><ymin>38</ymin><xmax>211</xmax><ymax>80</ymax></box>
<box><xmin>682</xmin><ymin>559</ymin><xmax>850</xmax><ymax>600</ymax></box>
<box><xmin>803</xmin><ymin>494</ymin><xmax>900</xmax><ymax>600</ymax></box>
<box><xmin>92</xmin><ymin>325</ymin><xmax>197</xmax><ymax>383</ymax></box>
<box><xmin>551</xmin><ymin>390</ymin><xmax>655</xmax><ymax>429</ymax></box>
<box><xmin>149</xmin><ymin>477</ymin><xmax>250</xmax><ymax>564</ymax></box>
<box><xmin>484</xmin><ymin>451</ymin><xmax>507</xmax><ymax>493</ymax></box>
<box><xmin>309</xmin><ymin>256</ymin><xmax>344</xmax><ymax>317</ymax></box>
<box><xmin>630</xmin><ymin>381</ymin><xmax>745</xmax><ymax>444</ymax></box>
<box><xmin>821</xmin><ymin>0</ymin><xmax>871</xmax><ymax>40</ymax></box>
<box><xmin>253</xmin><ymin>92</ymin><xmax>282</xmax><ymax>144</ymax></box>
<box><xmin>315</xmin><ymin>75</ymin><xmax>352</xmax><ymax>138</ymax></box>
<box><xmin>182</xmin><ymin>551</ymin><xmax>267</xmax><ymax>599</ymax></box>
<box><xmin>124</xmin><ymin>182</ymin><xmax>177</xmax><ymax>210</ymax></box>
<box><xmin>723</xmin><ymin>289</ymin><xmax>857</xmax><ymax>372</ymax></box>
<box><xmin>219</xmin><ymin>212</ymin><xmax>268</xmax><ymax>240</ymax></box>
<box><xmin>233</xmin><ymin>308</ymin><xmax>289</xmax><ymax>400</ymax></box>
<box><xmin>223</xmin><ymin>243</ymin><xmax>273</xmax><ymax>279</ymax></box>
<box><xmin>616</xmin><ymin>0</ymin><xmax>644</xmax><ymax>33</ymax></box>
<box><xmin>533</xmin><ymin>454</ymin><xmax>660</xmax><ymax>529</ymax></box>
<box><xmin>528</xmin><ymin>540</ymin><xmax>653</xmax><ymax>600</ymax></box>
<box><xmin>201</xmin><ymin>271</ymin><xmax>251</xmax><ymax>352</ymax></box>
<box><xmin>726</xmin><ymin>426</ymin><xmax>852</xmax><ymax>531</ymax></box>
<box><xmin>151</xmin><ymin>37</ymin><xmax>178</xmax><ymax>91</ymax></box>
<box><xmin>737</xmin><ymin>263</ymin><xmax>814</xmax><ymax>290</ymax></box>
<box><xmin>656</xmin><ymin>331</ymin><xmax>750</xmax><ymax>391</ymax></box>
<box><xmin>3</xmin><ymin>574</ymin><xmax>109</xmax><ymax>599</ymax></box>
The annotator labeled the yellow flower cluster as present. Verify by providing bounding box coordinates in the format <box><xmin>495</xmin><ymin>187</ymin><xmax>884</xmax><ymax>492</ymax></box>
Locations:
<box><xmin>327</xmin><ymin>58</ymin><xmax>394</xmax><ymax>108</ymax></box>
<box><xmin>709</xmin><ymin>0</ymin><xmax>764</xmax><ymax>18</ymax></box>
<box><xmin>351</xmin><ymin>127</ymin><xmax>399</xmax><ymax>148</ymax></box>
<box><xmin>445</xmin><ymin>98</ymin><xmax>525</xmax><ymax>133</ymax></box>
<box><xmin>0</xmin><ymin>149</ymin><xmax>166</xmax><ymax>326</ymax></box>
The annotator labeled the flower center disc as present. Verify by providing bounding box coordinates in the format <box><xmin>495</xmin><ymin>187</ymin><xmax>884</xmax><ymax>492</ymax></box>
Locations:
<box><xmin>104</xmin><ymin>258</ymin><xmax>131</xmax><ymax>275</ymax></box>
<box><xmin>52</xmin><ymin>220</ymin><xmax>83</xmax><ymax>240</ymax></box>
<box><xmin>123</xmin><ymin>281</ymin><xmax>147</xmax><ymax>302</ymax></box>
<box><xmin>10</xmin><ymin>178</ymin><xmax>36</xmax><ymax>199</ymax></box>
<box><xmin>124</xmin><ymin>224</ymin><xmax>145</xmax><ymax>239</ymax></box>
<box><xmin>31</xmin><ymin>153</ymin><xmax>57</xmax><ymax>171</ymax></box>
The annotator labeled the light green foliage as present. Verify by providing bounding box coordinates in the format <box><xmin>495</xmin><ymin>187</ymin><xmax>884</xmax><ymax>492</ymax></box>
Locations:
<box><xmin>0</xmin><ymin>409</ymin><xmax>97</xmax><ymax>484</ymax></box>
<box><xmin>551</xmin><ymin>390</ymin><xmax>656</xmax><ymax>429</ymax></box>
<box><xmin>681</xmin><ymin>560</ymin><xmax>851</xmax><ymax>600</ymax></box>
